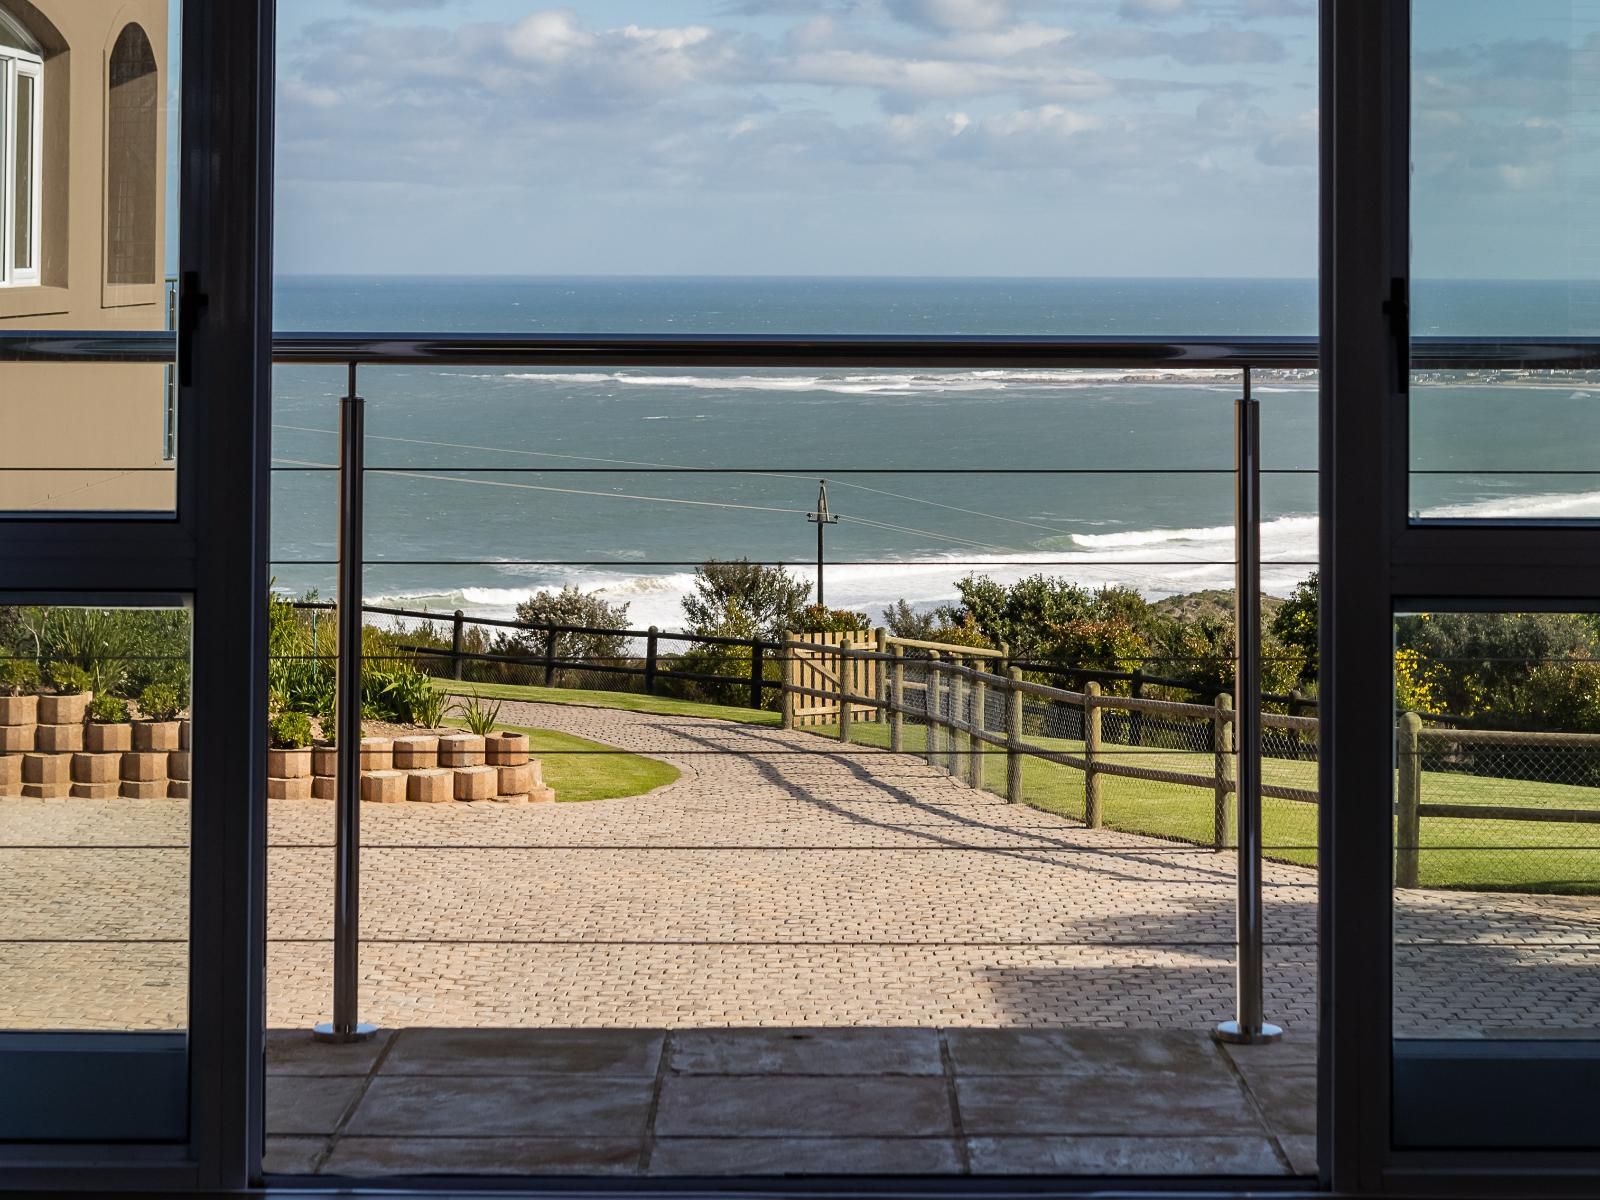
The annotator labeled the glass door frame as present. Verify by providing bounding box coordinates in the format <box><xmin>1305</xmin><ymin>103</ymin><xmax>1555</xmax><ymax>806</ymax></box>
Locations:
<box><xmin>1321</xmin><ymin>2</ymin><xmax>1600</xmax><ymax>1193</ymax></box>
<box><xmin>0</xmin><ymin>0</ymin><xmax>275</xmax><ymax>1190</ymax></box>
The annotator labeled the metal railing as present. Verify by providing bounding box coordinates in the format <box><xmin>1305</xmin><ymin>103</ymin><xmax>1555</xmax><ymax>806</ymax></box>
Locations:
<box><xmin>14</xmin><ymin>331</ymin><xmax>1600</xmax><ymax>1046</ymax></box>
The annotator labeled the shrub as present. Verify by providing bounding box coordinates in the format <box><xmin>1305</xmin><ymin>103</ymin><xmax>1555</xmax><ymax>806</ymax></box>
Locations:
<box><xmin>793</xmin><ymin>605</ymin><xmax>872</xmax><ymax>635</ymax></box>
<box><xmin>881</xmin><ymin>599</ymin><xmax>938</xmax><ymax>641</ymax></box>
<box><xmin>683</xmin><ymin>560</ymin><xmax>811</xmax><ymax>641</ymax></box>
<box><xmin>509</xmin><ymin>587</ymin><xmax>632</xmax><ymax>671</ymax></box>
<box><xmin>268</xmin><ymin>710</ymin><xmax>313</xmax><ymax>749</ymax></box>
<box><xmin>0</xmin><ymin>658</ymin><xmax>39</xmax><ymax>696</ymax></box>
<box><xmin>458</xmin><ymin>694</ymin><xmax>501</xmax><ymax>736</ymax></box>
<box><xmin>408</xmin><ymin>686</ymin><xmax>451</xmax><ymax>729</ymax></box>
<box><xmin>48</xmin><ymin>662</ymin><xmax>92</xmax><ymax>695</ymax></box>
<box><xmin>138</xmin><ymin>683</ymin><xmax>183</xmax><ymax>721</ymax></box>
<box><xmin>88</xmin><ymin>693</ymin><xmax>132</xmax><ymax>723</ymax></box>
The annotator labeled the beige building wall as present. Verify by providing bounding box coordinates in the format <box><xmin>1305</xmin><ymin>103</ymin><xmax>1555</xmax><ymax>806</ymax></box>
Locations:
<box><xmin>0</xmin><ymin>0</ymin><xmax>172</xmax><ymax>511</ymax></box>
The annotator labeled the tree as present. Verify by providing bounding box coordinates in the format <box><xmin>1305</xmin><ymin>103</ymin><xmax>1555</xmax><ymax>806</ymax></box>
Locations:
<box><xmin>936</xmin><ymin>574</ymin><xmax>1102</xmax><ymax>663</ymax></box>
<box><xmin>511</xmin><ymin>586</ymin><xmax>631</xmax><ymax>665</ymax></box>
<box><xmin>683</xmin><ymin>559</ymin><xmax>811</xmax><ymax>641</ymax></box>
<box><xmin>881</xmin><ymin>599</ymin><xmax>938</xmax><ymax>641</ymax></box>
<box><xmin>794</xmin><ymin>605</ymin><xmax>872</xmax><ymax>635</ymax></box>
<box><xmin>1269</xmin><ymin>572</ymin><xmax>1318</xmax><ymax>688</ymax></box>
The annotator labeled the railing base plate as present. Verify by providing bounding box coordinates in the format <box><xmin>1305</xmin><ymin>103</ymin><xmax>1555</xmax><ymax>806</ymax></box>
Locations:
<box><xmin>312</xmin><ymin>1022</ymin><xmax>377</xmax><ymax>1045</ymax></box>
<box><xmin>1213</xmin><ymin>1020</ymin><xmax>1283</xmax><ymax>1045</ymax></box>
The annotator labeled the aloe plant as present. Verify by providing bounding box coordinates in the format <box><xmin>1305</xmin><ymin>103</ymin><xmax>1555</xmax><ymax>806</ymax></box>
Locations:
<box><xmin>458</xmin><ymin>694</ymin><xmax>502</xmax><ymax>737</ymax></box>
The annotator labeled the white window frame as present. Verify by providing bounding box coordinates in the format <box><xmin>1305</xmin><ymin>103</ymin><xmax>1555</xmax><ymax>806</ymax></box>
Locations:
<box><xmin>0</xmin><ymin>45</ymin><xmax>43</xmax><ymax>288</ymax></box>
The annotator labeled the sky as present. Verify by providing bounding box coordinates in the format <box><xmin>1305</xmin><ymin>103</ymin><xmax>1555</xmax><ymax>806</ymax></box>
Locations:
<box><xmin>269</xmin><ymin>0</ymin><xmax>1599</xmax><ymax>279</ymax></box>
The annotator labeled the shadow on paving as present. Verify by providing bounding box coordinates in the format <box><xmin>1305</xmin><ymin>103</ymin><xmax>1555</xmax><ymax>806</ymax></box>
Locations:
<box><xmin>262</xmin><ymin>1025</ymin><xmax>1316</xmax><ymax>1180</ymax></box>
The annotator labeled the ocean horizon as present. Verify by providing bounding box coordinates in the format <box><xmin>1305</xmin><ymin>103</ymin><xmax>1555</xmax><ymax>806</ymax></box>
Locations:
<box><xmin>267</xmin><ymin>275</ymin><xmax>1600</xmax><ymax>631</ymax></box>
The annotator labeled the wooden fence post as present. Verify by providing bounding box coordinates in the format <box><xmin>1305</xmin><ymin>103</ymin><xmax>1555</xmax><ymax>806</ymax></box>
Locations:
<box><xmin>947</xmin><ymin>662</ymin><xmax>963</xmax><ymax>776</ymax></box>
<box><xmin>543</xmin><ymin>625</ymin><xmax>558</xmax><ymax>687</ymax></box>
<box><xmin>749</xmin><ymin>640</ymin><xmax>765</xmax><ymax>711</ymax></box>
<box><xmin>451</xmin><ymin>609</ymin><xmax>465</xmax><ymax>681</ymax></box>
<box><xmin>1287</xmin><ymin>689</ymin><xmax>1303</xmax><ymax>758</ymax></box>
<box><xmin>778</xmin><ymin>629</ymin><xmax>793</xmax><ymax>729</ymax></box>
<box><xmin>1084</xmin><ymin>681</ymin><xmax>1103</xmax><ymax>828</ymax></box>
<box><xmin>1214</xmin><ymin>693</ymin><xmax>1236</xmax><ymax>850</ymax></box>
<box><xmin>1396</xmin><ymin>711</ymin><xmax>1423</xmax><ymax>889</ymax></box>
<box><xmin>970</xmin><ymin>665</ymin><xmax>987</xmax><ymax>790</ymax></box>
<box><xmin>890</xmin><ymin>642</ymin><xmax>905</xmax><ymax>754</ymax></box>
<box><xmin>1006</xmin><ymin>666</ymin><xmax>1023</xmax><ymax>804</ymax></box>
<box><xmin>875</xmin><ymin>628</ymin><xmax>889</xmax><ymax>729</ymax></box>
<box><xmin>838</xmin><ymin>638</ymin><xmax>853</xmax><ymax>745</ymax></box>
<box><xmin>645</xmin><ymin>626</ymin><xmax>660</xmax><ymax>697</ymax></box>
<box><xmin>1130</xmin><ymin>669</ymin><xmax>1145</xmax><ymax>747</ymax></box>
<box><xmin>927</xmin><ymin>651</ymin><xmax>942</xmax><ymax>770</ymax></box>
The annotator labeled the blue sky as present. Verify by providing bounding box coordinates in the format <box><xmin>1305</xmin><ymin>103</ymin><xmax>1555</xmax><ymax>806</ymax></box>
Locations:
<box><xmin>269</xmin><ymin>0</ymin><xmax>1593</xmax><ymax>279</ymax></box>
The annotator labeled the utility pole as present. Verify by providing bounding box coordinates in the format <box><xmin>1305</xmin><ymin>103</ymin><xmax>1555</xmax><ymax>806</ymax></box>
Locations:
<box><xmin>807</xmin><ymin>480</ymin><xmax>839</xmax><ymax>607</ymax></box>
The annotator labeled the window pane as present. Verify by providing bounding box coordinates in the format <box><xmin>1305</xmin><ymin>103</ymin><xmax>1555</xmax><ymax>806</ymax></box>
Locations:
<box><xmin>12</xmin><ymin>68</ymin><xmax>32</xmax><ymax>272</ymax></box>
<box><xmin>0</xmin><ymin>600</ymin><xmax>192</xmax><ymax>1141</ymax></box>
<box><xmin>1410</xmin><ymin>1</ymin><xmax>1600</xmax><ymax>522</ymax></box>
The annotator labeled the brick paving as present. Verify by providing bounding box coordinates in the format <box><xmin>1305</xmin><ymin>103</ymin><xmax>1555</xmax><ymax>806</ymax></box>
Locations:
<box><xmin>1</xmin><ymin>701</ymin><xmax>1596</xmax><ymax>1035</ymax></box>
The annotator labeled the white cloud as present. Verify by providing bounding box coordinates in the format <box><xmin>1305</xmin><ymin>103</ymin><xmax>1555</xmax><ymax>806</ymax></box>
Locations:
<box><xmin>886</xmin><ymin>0</ymin><xmax>1013</xmax><ymax>33</ymax></box>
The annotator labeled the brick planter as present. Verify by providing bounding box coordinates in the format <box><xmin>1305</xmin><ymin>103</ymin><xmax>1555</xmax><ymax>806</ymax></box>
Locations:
<box><xmin>23</xmin><ymin>753</ymin><xmax>70</xmax><ymax>799</ymax></box>
<box><xmin>168</xmin><ymin>751</ymin><xmax>191</xmax><ymax>781</ymax></box>
<box><xmin>496</xmin><ymin>762</ymin><xmax>535</xmax><ymax>798</ymax></box>
<box><xmin>122</xmin><ymin>752</ymin><xmax>168</xmax><ymax>783</ymax></box>
<box><xmin>312</xmin><ymin>775</ymin><xmax>337</xmax><ymax>800</ymax></box>
<box><xmin>121</xmin><ymin>780</ymin><xmax>166</xmax><ymax>799</ymax></box>
<box><xmin>267</xmin><ymin>747</ymin><xmax>312</xmax><ymax>779</ymax></box>
<box><xmin>360</xmin><ymin>737</ymin><xmax>394</xmax><ymax>773</ymax></box>
<box><xmin>486</xmin><ymin>732</ymin><xmax>529</xmax><ymax>767</ymax></box>
<box><xmin>311</xmin><ymin>743</ymin><xmax>337</xmax><ymax>778</ymax></box>
<box><xmin>0</xmin><ymin>724</ymin><xmax>33</xmax><ymax>754</ymax></box>
<box><xmin>72</xmin><ymin>753</ymin><xmax>120</xmax><ymax>785</ymax></box>
<box><xmin>0</xmin><ymin>694</ymin><xmax>38</xmax><ymax>726</ymax></box>
<box><xmin>134</xmin><ymin>720</ymin><xmax>181</xmax><ymax>753</ymax></box>
<box><xmin>267</xmin><ymin>776</ymin><xmax>312</xmax><ymax>800</ymax></box>
<box><xmin>179</xmin><ymin>720</ymin><xmax>191</xmax><ymax>751</ymax></box>
<box><xmin>0</xmin><ymin>754</ymin><xmax>20</xmax><ymax>797</ymax></box>
<box><xmin>392</xmin><ymin>736</ymin><xmax>438</xmax><ymax>771</ymax></box>
<box><xmin>453</xmin><ymin>765</ymin><xmax>497</xmax><ymax>801</ymax></box>
<box><xmin>360</xmin><ymin>770</ymin><xmax>406</xmax><ymax>804</ymax></box>
<box><xmin>72</xmin><ymin>782</ymin><xmax>120</xmax><ymax>800</ymax></box>
<box><xmin>168</xmin><ymin>781</ymin><xmax>191</xmax><ymax>800</ymax></box>
<box><xmin>35</xmin><ymin>723</ymin><xmax>84</xmax><ymax>753</ymax></box>
<box><xmin>37</xmin><ymin>693</ymin><xmax>90</xmax><ymax>724</ymax></box>
<box><xmin>438</xmin><ymin>733</ymin><xmax>485</xmax><ymax>768</ymax></box>
<box><xmin>86</xmin><ymin>722</ymin><xmax>133</xmax><ymax>754</ymax></box>
<box><xmin>406</xmin><ymin>768</ymin><xmax>453</xmax><ymax>803</ymax></box>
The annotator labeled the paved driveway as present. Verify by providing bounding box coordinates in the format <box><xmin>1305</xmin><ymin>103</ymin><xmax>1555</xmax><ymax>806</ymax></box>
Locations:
<box><xmin>1</xmin><ymin>701</ymin><xmax>1596</xmax><ymax>1035</ymax></box>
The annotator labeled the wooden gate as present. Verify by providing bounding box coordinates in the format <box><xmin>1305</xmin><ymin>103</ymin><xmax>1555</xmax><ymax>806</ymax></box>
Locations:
<box><xmin>786</xmin><ymin>631</ymin><xmax>881</xmax><ymax>727</ymax></box>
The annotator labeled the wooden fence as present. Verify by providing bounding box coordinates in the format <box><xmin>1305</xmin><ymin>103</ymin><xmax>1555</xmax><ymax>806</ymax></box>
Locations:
<box><xmin>780</xmin><ymin>636</ymin><xmax>1600</xmax><ymax>883</ymax></box>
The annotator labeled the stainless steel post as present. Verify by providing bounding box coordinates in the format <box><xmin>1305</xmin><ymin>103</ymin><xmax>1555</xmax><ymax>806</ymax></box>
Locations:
<box><xmin>1216</xmin><ymin>370</ymin><xmax>1282</xmax><ymax>1044</ymax></box>
<box><xmin>315</xmin><ymin>363</ymin><xmax>376</xmax><ymax>1044</ymax></box>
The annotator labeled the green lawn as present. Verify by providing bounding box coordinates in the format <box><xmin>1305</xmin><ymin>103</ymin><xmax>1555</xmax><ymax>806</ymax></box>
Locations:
<box><xmin>816</xmin><ymin>718</ymin><xmax>1600</xmax><ymax>895</ymax></box>
<box><xmin>440</xmin><ymin>679</ymin><xmax>781</xmax><ymax>727</ymax></box>
<box><xmin>443</xmin><ymin>719</ymin><xmax>680</xmax><ymax>803</ymax></box>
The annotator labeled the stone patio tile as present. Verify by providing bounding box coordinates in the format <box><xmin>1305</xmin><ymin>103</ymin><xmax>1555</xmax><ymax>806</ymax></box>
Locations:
<box><xmin>1235</xmin><ymin>1070</ymin><xmax>1317</xmax><ymax>1136</ymax></box>
<box><xmin>1221</xmin><ymin>1033</ymin><xmax>1318</xmax><ymax>1069</ymax></box>
<box><xmin>266</xmin><ymin>1028</ymin><xmax>393</xmax><ymax>1076</ymax></box>
<box><xmin>343</xmin><ymin>1076</ymin><xmax>655</xmax><ymax>1139</ymax></box>
<box><xmin>382</xmin><ymin>1027</ymin><xmax>663</xmax><ymax>1077</ymax></box>
<box><xmin>1278</xmin><ymin>1134</ymin><xmax>1319</xmax><ymax>1176</ymax></box>
<box><xmin>265</xmin><ymin>1076</ymin><xmax>368</xmax><ymax>1136</ymax></box>
<box><xmin>670</xmin><ymin>1028</ymin><xmax>942</xmax><ymax>1076</ymax></box>
<box><xmin>654</xmin><ymin>1076</ymin><xmax>953</xmax><ymax>1139</ymax></box>
<box><xmin>261</xmin><ymin>1136</ymin><xmax>327</xmax><ymax>1175</ymax></box>
<box><xmin>966</xmin><ymin>1135</ymin><xmax>1283</xmax><ymax>1175</ymax></box>
<box><xmin>321</xmin><ymin>1136</ymin><xmax>642</xmax><ymax>1176</ymax></box>
<box><xmin>649</xmin><ymin>1137</ymin><xmax>963</xmax><ymax>1176</ymax></box>
<box><xmin>947</xmin><ymin>1029</ymin><xmax>1224</xmax><ymax>1077</ymax></box>
<box><xmin>956</xmin><ymin>1073</ymin><xmax>1260</xmax><ymax>1137</ymax></box>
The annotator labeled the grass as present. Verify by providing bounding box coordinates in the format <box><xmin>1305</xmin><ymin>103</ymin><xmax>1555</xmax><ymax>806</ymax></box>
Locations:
<box><xmin>816</xmin><ymin>719</ymin><xmax>1600</xmax><ymax>895</ymax></box>
<box><xmin>443</xmin><ymin>718</ymin><xmax>680</xmax><ymax>803</ymax></box>
<box><xmin>439</xmin><ymin>679</ymin><xmax>781</xmax><ymax>727</ymax></box>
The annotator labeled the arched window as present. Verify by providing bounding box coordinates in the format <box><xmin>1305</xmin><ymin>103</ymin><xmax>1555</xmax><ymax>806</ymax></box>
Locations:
<box><xmin>0</xmin><ymin>3</ymin><xmax>43</xmax><ymax>287</ymax></box>
<box><xmin>106</xmin><ymin>22</ymin><xmax>157</xmax><ymax>287</ymax></box>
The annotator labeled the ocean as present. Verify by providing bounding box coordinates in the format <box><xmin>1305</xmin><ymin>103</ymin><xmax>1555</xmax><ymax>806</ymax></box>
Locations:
<box><xmin>268</xmin><ymin>276</ymin><xmax>1600</xmax><ymax>630</ymax></box>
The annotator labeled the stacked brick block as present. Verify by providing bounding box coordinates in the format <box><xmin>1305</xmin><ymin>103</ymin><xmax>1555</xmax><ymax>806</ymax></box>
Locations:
<box><xmin>0</xmin><ymin>692</ymin><xmax>190</xmax><ymax>801</ymax></box>
<box><xmin>268</xmin><ymin>731</ymin><xmax>556</xmax><ymax>806</ymax></box>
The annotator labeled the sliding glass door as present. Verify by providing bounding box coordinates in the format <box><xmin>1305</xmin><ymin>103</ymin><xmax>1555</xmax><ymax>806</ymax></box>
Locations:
<box><xmin>0</xmin><ymin>1</ymin><xmax>272</xmax><ymax>1189</ymax></box>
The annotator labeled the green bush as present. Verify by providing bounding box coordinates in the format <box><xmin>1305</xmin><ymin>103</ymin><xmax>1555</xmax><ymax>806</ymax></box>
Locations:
<box><xmin>793</xmin><ymin>604</ymin><xmax>872</xmax><ymax>635</ymax></box>
<box><xmin>0</xmin><ymin>658</ymin><xmax>40</xmax><ymax>696</ymax></box>
<box><xmin>138</xmin><ymin>683</ymin><xmax>183</xmax><ymax>721</ymax></box>
<box><xmin>268</xmin><ymin>710</ymin><xmax>313</xmax><ymax>749</ymax></box>
<box><xmin>408</xmin><ymin>687</ymin><xmax>451</xmax><ymax>728</ymax></box>
<box><xmin>458</xmin><ymin>694</ymin><xmax>501</xmax><ymax>736</ymax></box>
<box><xmin>48</xmin><ymin>662</ymin><xmax>92</xmax><ymax>695</ymax></box>
<box><xmin>88</xmin><ymin>693</ymin><xmax>132</xmax><ymax>723</ymax></box>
